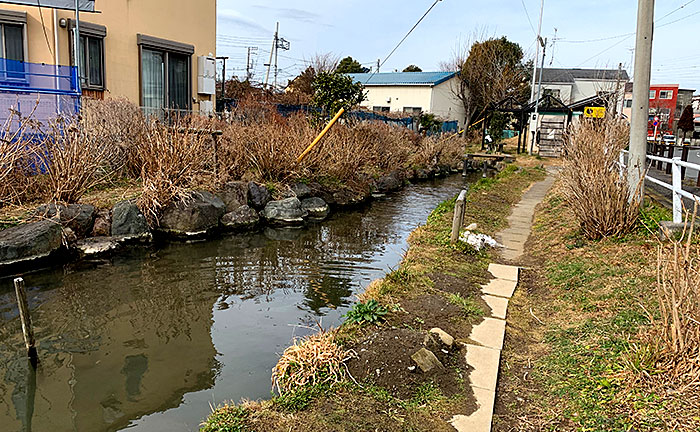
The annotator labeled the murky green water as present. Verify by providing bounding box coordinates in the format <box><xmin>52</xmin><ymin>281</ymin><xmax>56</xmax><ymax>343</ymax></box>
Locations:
<box><xmin>0</xmin><ymin>174</ymin><xmax>475</xmax><ymax>432</ymax></box>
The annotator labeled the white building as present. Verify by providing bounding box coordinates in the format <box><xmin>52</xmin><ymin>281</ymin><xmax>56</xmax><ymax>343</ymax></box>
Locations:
<box><xmin>348</xmin><ymin>72</ymin><xmax>467</xmax><ymax>129</ymax></box>
<box><xmin>537</xmin><ymin>68</ymin><xmax>629</xmax><ymax>105</ymax></box>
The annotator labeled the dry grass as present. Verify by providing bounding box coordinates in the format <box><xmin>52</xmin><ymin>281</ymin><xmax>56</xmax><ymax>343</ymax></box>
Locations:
<box><xmin>137</xmin><ymin>119</ymin><xmax>216</xmax><ymax>224</ymax></box>
<box><xmin>0</xmin><ymin>109</ymin><xmax>39</xmax><ymax>206</ymax></box>
<box><xmin>272</xmin><ymin>328</ymin><xmax>355</xmax><ymax>395</ymax></box>
<box><xmin>561</xmin><ymin>117</ymin><xmax>640</xmax><ymax>239</ymax></box>
<box><xmin>34</xmin><ymin>115</ymin><xmax>121</xmax><ymax>203</ymax></box>
<box><xmin>654</xmin><ymin>209</ymin><xmax>700</xmax><ymax>383</ymax></box>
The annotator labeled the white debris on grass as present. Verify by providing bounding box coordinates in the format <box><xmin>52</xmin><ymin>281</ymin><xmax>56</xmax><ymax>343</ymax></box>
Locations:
<box><xmin>459</xmin><ymin>229</ymin><xmax>502</xmax><ymax>251</ymax></box>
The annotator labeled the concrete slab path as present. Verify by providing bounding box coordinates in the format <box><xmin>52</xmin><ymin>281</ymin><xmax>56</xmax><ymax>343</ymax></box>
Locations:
<box><xmin>449</xmin><ymin>168</ymin><xmax>556</xmax><ymax>432</ymax></box>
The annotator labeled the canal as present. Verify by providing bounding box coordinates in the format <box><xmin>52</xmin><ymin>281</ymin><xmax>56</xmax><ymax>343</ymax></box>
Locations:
<box><xmin>0</xmin><ymin>174</ymin><xmax>475</xmax><ymax>432</ymax></box>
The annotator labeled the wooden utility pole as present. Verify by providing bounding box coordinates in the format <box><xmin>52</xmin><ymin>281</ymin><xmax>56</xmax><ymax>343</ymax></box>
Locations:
<box><xmin>530</xmin><ymin>37</ymin><xmax>547</xmax><ymax>155</ymax></box>
<box><xmin>628</xmin><ymin>0</ymin><xmax>655</xmax><ymax>200</ymax></box>
<box><xmin>14</xmin><ymin>278</ymin><xmax>37</xmax><ymax>364</ymax></box>
<box><xmin>613</xmin><ymin>62</ymin><xmax>623</xmax><ymax>117</ymax></box>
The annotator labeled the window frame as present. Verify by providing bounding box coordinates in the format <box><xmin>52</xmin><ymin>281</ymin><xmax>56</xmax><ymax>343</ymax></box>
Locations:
<box><xmin>137</xmin><ymin>34</ymin><xmax>194</xmax><ymax>112</ymax></box>
<box><xmin>659</xmin><ymin>90</ymin><xmax>673</xmax><ymax>100</ymax></box>
<box><xmin>0</xmin><ymin>10</ymin><xmax>28</xmax><ymax>84</ymax></box>
<box><xmin>373</xmin><ymin>106</ymin><xmax>390</xmax><ymax>113</ymax></box>
<box><xmin>649</xmin><ymin>90</ymin><xmax>656</xmax><ymax>99</ymax></box>
<box><xmin>68</xmin><ymin>20</ymin><xmax>107</xmax><ymax>91</ymax></box>
<box><xmin>402</xmin><ymin>107</ymin><xmax>422</xmax><ymax>115</ymax></box>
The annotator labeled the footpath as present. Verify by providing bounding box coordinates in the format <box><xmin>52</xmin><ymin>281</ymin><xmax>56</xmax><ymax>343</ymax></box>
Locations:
<box><xmin>449</xmin><ymin>168</ymin><xmax>557</xmax><ymax>431</ymax></box>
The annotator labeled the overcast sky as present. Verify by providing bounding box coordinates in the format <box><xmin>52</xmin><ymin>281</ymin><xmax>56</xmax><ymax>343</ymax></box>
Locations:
<box><xmin>216</xmin><ymin>0</ymin><xmax>700</xmax><ymax>93</ymax></box>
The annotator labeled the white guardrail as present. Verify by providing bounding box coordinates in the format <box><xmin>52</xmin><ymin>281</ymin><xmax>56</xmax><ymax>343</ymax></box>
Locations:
<box><xmin>620</xmin><ymin>150</ymin><xmax>700</xmax><ymax>223</ymax></box>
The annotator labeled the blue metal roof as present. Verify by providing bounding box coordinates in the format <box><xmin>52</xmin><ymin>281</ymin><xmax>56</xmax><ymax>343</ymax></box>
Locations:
<box><xmin>348</xmin><ymin>71</ymin><xmax>457</xmax><ymax>86</ymax></box>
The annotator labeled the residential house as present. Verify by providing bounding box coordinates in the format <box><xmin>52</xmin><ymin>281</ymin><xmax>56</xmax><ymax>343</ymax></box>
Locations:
<box><xmin>622</xmin><ymin>83</ymin><xmax>695</xmax><ymax>137</ymax></box>
<box><xmin>0</xmin><ymin>0</ymin><xmax>217</xmax><ymax>116</ymax></box>
<box><xmin>537</xmin><ymin>68</ymin><xmax>629</xmax><ymax>106</ymax></box>
<box><xmin>348</xmin><ymin>72</ymin><xmax>467</xmax><ymax>129</ymax></box>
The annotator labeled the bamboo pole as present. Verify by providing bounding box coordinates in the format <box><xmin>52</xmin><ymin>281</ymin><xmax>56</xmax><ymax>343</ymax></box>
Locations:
<box><xmin>296</xmin><ymin>107</ymin><xmax>345</xmax><ymax>163</ymax></box>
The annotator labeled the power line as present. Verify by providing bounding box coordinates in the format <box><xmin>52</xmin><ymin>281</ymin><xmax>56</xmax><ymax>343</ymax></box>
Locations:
<box><xmin>520</xmin><ymin>0</ymin><xmax>538</xmax><ymax>36</ymax></box>
<box><xmin>367</xmin><ymin>0</ymin><xmax>443</xmax><ymax>82</ymax></box>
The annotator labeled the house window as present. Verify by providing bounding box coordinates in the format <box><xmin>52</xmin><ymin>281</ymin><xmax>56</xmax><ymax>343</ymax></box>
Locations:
<box><xmin>624</xmin><ymin>99</ymin><xmax>633</xmax><ymax>108</ymax></box>
<box><xmin>138</xmin><ymin>34</ymin><xmax>193</xmax><ymax>113</ymax></box>
<box><xmin>373</xmin><ymin>106</ymin><xmax>390</xmax><ymax>113</ymax></box>
<box><xmin>649</xmin><ymin>90</ymin><xmax>656</xmax><ymax>99</ymax></box>
<box><xmin>0</xmin><ymin>10</ymin><xmax>27</xmax><ymax>80</ymax></box>
<box><xmin>659</xmin><ymin>90</ymin><xmax>673</xmax><ymax>99</ymax></box>
<box><xmin>543</xmin><ymin>88</ymin><xmax>561</xmax><ymax>99</ymax></box>
<box><xmin>69</xmin><ymin>20</ymin><xmax>106</xmax><ymax>90</ymax></box>
<box><xmin>403</xmin><ymin>107</ymin><xmax>422</xmax><ymax>115</ymax></box>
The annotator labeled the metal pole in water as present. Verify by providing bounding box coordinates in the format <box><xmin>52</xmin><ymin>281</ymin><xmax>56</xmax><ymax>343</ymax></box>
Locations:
<box><xmin>14</xmin><ymin>277</ymin><xmax>38</xmax><ymax>365</ymax></box>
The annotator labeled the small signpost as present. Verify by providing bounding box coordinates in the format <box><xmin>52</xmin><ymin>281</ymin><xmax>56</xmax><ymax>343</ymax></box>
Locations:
<box><xmin>653</xmin><ymin>115</ymin><xmax>660</xmax><ymax>142</ymax></box>
<box><xmin>583</xmin><ymin>106</ymin><xmax>606</xmax><ymax>118</ymax></box>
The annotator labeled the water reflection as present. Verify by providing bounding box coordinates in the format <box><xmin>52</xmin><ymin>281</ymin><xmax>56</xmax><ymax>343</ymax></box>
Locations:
<box><xmin>0</xmin><ymin>174</ymin><xmax>474</xmax><ymax>431</ymax></box>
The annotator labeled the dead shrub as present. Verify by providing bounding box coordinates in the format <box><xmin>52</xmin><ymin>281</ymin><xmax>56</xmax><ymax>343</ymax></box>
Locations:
<box><xmin>561</xmin><ymin>117</ymin><xmax>640</xmax><ymax>239</ymax></box>
<box><xmin>654</xmin><ymin>208</ymin><xmax>700</xmax><ymax>382</ymax></box>
<box><xmin>137</xmin><ymin>119</ymin><xmax>215</xmax><ymax>224</ymax></box>
<box><xmin>272</xmin><ymin>329</ymin><xmax>354</xmax><ymax>395</ymax></box>
<box><xmin>0</xmin><ymin>108</ymin><xmax>41</xmax><ymax>206</ymax></box>
<box><xmin>33</xmin><ymin>116</ymin><xmax>119</xmax><ymax>203</ymax></box>
<box><xmin>81</xmin><ymin>97</ymin><xmax>148</xmax><ymax>177</ymax></box>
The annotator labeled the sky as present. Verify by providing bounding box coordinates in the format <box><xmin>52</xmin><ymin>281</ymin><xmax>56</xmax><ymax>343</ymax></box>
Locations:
<box><xmin>216</xmin><ymin>0</ymin><xmax>700</xmax><ymax>94</ymax></box>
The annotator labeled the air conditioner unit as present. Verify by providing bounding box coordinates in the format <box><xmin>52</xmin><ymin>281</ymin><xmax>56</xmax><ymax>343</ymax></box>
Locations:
<box><xmin>197</xmin><ymin>56</ymin><xmax>216</xmax><ymax>95</ymax></box>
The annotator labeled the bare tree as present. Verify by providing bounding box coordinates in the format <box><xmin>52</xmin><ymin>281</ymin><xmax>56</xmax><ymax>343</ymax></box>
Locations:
<box><xmin>443</xmin><ymin>34</ymin><xmax>530</xmax><ymax>127</ymax></box>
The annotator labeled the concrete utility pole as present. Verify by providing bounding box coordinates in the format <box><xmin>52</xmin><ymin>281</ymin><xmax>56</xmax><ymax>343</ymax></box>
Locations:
<box><xmin>264</xmin><ymin>22</ymin><xmax>278</xmax><ymax>90</ymax></box>
<box><xmin>628</xmin><ymin>0</ymin><xmax>655</xmax><ymax>200</ymax></box>
<box><xmin>377</xmin><ymin>59</ymin><xmax>381</xmax><ymax>73</ymax></box>
<box><xmin>529</xmin><ymin>0</ymin><xmax>545</xmax><ymax>104</ymax></box>
<box><xmin>245</xmin><ymin>47</ymin><xmax>257</xmax><ymax>81</ymax></box>
<box><xmin>216</xmin><ymin>56</ymin><xmax>228</xmax><ymax>98</ymax></box>
<box><xmin>530</xmin><ymin>37</ymin><xmax>547</xmax><ymax>155</ymax></box>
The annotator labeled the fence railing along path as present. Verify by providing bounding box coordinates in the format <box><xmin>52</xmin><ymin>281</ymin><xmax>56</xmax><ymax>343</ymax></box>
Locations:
<box><xmin>620</xmin><ymin>150</ymin><xmax>700</xmax><ymax>223</ymax></box>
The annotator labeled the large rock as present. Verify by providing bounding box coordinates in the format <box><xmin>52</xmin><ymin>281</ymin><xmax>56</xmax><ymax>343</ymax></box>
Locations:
<box><xmin>218</xmin><ymin>181</ymin><xmax>249</xmax><ymax>212</ymax></box>
<box><xmin>111</xmin><ymin>201</ymin><xmax>150</xmax><ymax>238</ymax></box>
<box><xmin>291</xmin><ymin>182</ymin><xmax>312</xmax><ymax>199</ymax></box>
<box><xmin>262</xmin><ymin>197</ymin><xmax>308</xmax><ymax>225</ymax></box>
<box><xmin>34</xmin><ymin>203</ymin><xmax>96</xmax><ymax>238</ymax></box>
<box><xmin>159</xmin><ymin>191</ymin><xmax>226</xmax><ymax>236</ymax></box>
<box><xmin>75</xmin><ymin>237</ymin><xmax>121</xmax><ymax>258</ymax></box>
<box><xmin>221</xmin><ymin>205</ymin><xmax>259</xmax><ymax>230</ymax></box>
<box><xmin>301</xmin><ymin>197</ymin><xmax>329</xmax><ymax>219</ymax></box>
<box><xmin>91</xmin><ymin>209</ymin><xmax>111</xmax><ymax>237</ymax></box>
<box><xmin>248</xmin><ymin>182</ymin><xmax>271</xmax><ymax>209</ymax></box>
<box><xmin>411</xmin><ymin>348</ymin><xmax>444</xmax><ymax>373</ymax></box>
<box><xmin>376</xmin><ymin>171</ymin><xmax>403</xmax><ymax>193</ymax></box>
<box><xmin>0</xmin><ymin>220</ymin><xmax>63</xmax><ymax>264</ymax></box>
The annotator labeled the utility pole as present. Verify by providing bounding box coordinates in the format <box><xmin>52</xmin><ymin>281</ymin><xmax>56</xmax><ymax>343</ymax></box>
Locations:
<box><xmin>264</xmin><ymin>22</ymin><xmax>278</xmax><ymax>90</ymax></box>
<box><xmin>529</xmin><ymin>0</ymin><xmax>545</xmax><ymax>103</ymax></box>
<box><xmin>377</xmin><ymin>59</ymin><xmax>381</xmax><ymax>73</ymax></box>
<box><xmin>530</xmin><ymin>37</ymin><xmax>547</xmax><ymax>155</ymax></box>
<box><xmin>216</xmin><ymin>56</ymin><xmax>228</xmax><ymax>99</ymax></box>
<box><xmin>628</xmin><ymin>0</ymin><xmax>654</xmax><ymax>200</ymax></box>
<box><xmin>246</xmin><ymin>48</ymin><xmax>252</xmax><ymax>81</ymax></box>
<box><xmin>613</xmin><ymin>62</ymin><xmax>623</xmax><ymax>117</ymax></box>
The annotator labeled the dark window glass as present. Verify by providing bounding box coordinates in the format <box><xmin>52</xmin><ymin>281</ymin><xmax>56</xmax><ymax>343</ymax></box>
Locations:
<box><xmin>88</xmin><ymin>37</ymin><xmax>103</xmax><ymax>87</ymax></box>
<box><xmin>4</xmin><ymin>24</ymin><xmax>24</xmax><ymax>62</ymax></box>
<box><xmin>167</xmin><ymin>53</ymin><xmax>189</xmax><ymax>110</ymax></box>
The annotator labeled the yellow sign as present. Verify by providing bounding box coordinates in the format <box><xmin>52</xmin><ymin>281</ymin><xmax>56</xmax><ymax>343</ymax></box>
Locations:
<box><xmin>584</xmin><ymin>106</ymin><xmax>606</xmax><ymax>118</ymax></box>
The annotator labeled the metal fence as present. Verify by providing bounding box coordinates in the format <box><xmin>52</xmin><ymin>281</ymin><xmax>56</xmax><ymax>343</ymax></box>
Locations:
<box><xmin>0</xmin><ymin>59</ymin><xmax>80</xmax><ymax>129</ymax></box>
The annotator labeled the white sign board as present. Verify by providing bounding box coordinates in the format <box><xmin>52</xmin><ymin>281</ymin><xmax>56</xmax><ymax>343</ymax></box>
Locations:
<box><xmin>0</xmin><ymin>0</ymin><xmax>95</xmax><ymax>12</ymax></box>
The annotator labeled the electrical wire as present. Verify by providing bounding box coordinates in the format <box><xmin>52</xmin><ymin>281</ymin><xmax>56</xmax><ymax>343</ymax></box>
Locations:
<box><xmin>520</xmin><ymin>0</ymin><xmax>538</xmax><ymax>37</ymax></box>
<box><xmin>365</xmin><ymin>0</ymin><xmax>443</xmax><ymax>83</ymax></box>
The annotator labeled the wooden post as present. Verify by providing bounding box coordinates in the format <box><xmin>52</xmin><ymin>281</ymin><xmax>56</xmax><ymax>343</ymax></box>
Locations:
<box><xmin>14</xmin><ymin>278</ymin><xmax>37</xmax><ymax>363</ymax></box>
<box><xmin>451</xmin><ymin>190</ymin><xmax>467</xmax><ymax>243</ymax></box>
<box><xmin>666</xmin><ymin>145</ymin><xmax>674</xmax><ymax>175</ymax></box>
<box><xmin>681</xmin><ymin>145</ymin><xmax>689</xmax><ymax>180</ymax></box>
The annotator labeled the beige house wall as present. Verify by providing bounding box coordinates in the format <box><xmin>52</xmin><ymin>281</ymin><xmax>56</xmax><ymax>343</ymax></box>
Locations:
<box><xmin>0</xmin><ymin>0</ymin><xmax>216</xmax><ymax>110</ymax></box>
<box><xmin>359</xmin><ymin>78</ymin><xmax>466</xmax><ymax>128</ymax></box>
